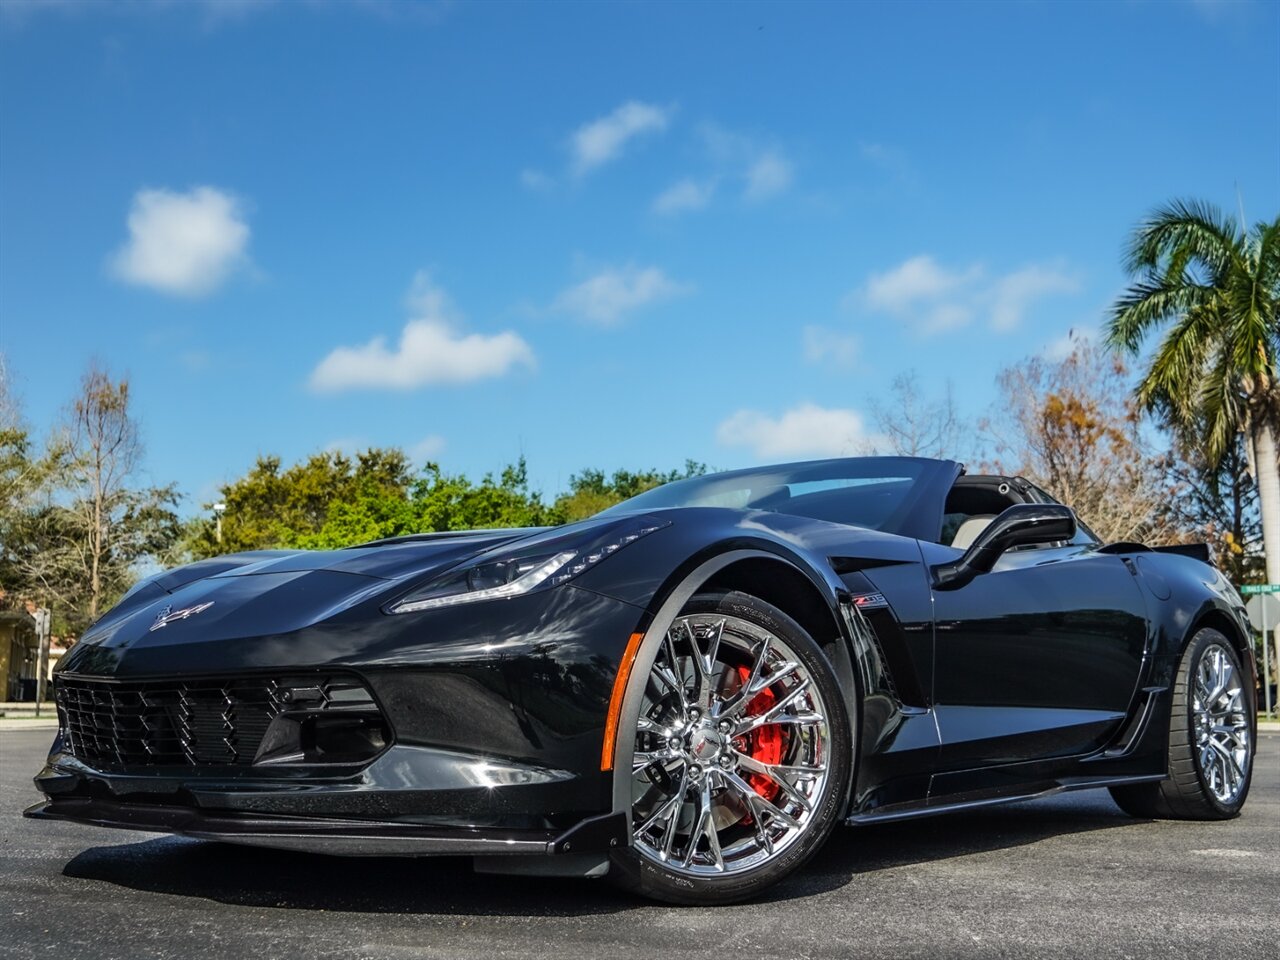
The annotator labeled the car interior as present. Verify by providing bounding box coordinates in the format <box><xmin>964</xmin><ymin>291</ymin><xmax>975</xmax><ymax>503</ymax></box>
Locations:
<box><xmin>939</xmin><ymin>475</ymin><xmax>1029</xmax><ymax>548</ymax></box>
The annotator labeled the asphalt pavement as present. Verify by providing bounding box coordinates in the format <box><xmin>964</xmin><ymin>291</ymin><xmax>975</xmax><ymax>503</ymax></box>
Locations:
<box><xmin>2</xmin><ymin>728</ymin><xmax>1276</xmax><ymax>960</ymax></box>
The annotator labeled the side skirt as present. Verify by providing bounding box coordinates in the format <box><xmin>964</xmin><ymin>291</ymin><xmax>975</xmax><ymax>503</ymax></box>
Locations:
<box><xmin>844</xmin><ymin>773</ymin><xmax>1167</xmax><ymax>826</ymax></box>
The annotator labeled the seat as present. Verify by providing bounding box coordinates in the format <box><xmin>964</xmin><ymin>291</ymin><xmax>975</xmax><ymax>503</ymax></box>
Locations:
<box><xmin>950</xmin><ymin>515</ymin><xmax>996</xmax><ymax>550</ymax></box>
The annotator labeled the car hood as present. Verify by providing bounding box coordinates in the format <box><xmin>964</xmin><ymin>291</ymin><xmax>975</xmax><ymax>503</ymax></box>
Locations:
<box><xmin>60</xmin><ymin>528</ymin><xmax>549</xmax><ymax>676</ymax></box>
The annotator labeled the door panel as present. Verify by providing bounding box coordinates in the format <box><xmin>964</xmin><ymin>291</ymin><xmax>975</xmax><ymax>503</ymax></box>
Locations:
<box><xmin>923</xmin><ymin>543</ymin><xmax>1149</xmax><ymax>769</ymax></box>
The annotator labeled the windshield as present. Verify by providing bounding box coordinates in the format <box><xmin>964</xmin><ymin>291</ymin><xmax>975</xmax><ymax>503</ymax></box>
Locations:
<box><xmin>600</xmin><ymin>457</ymin><xmax>954</xmax><ymax>538</ymax></box>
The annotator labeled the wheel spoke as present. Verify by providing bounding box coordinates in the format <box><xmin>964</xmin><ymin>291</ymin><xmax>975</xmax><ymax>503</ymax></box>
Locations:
<box><xmin>1207</xmin><ymin>736</ymin><xmax>1246</xmax><ymax>781</ymax></box>
<box><xmin>658</xmin><ymin>629</ymin><xmax>690</xmax><ymax>712</ymax></box>
<box><xmin>651</xmin><ymin>664</ymin><xmax>685</xmax><ymax>704</ymax></box>
<box><xmin>630</xmin><ymin>611</ymin><xmax>832</xmax><ymax>878</ymax></box>
<box><xmin>681</xmin><ymin>620</ymin><xmax>711</xmax><ymax>710</ymax></box>
<box><xmin>681</xmin><ymin>777</ymin><xmax>710</xmax><ymax>869</ymax></box>
<box><xmin>703</xmin><ymin>619</ymin><xmax>726</xmax><ymax>677</ymax></box>
<box><xmin>659</xmin><ymin>782</ymin><xmax>684</xmax><ymax>861</ymax></box>
<box><xmin>720</xmin><ymin>768</ymin><xmax>802</xmax><ymax>830</ymax></box>
<box><xmin>736</xmin><ymin>751</ymin><xmax>825</xmax><ymax>779</ymax></box>
<box><xmin>695</xmin><ymin>777</ymin><xmax>725</xmax><ymax>871</ymax></box>
<box><xmin>716</xmin><ymin>637</ymin><xmax>774</xmax><ymax>719</ymax></box>
<box><xmin>637</xmin><ymin>763</ymin><xmax>690</xmax><ymax>849</ymax></box>
<box><xmin>633</xmin><ymin>749</ymin><xmax>675</xmax><ymax>774</ymax></box>
<box><xmin>735</xmin><ymin>754</ymin><xmax>813</xmax><ymax>812</ymax></box>
<box><xmin>736</xmin><ymin>679</ymin><xmax>815</xmax><ymax>736</ymax></box>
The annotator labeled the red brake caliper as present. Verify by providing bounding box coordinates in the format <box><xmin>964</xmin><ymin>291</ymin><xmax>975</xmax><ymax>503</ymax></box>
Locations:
<box><xmin>734</xmin><ymin>665</ymin><xmax>788</xmax><ymax>801</ymax></box>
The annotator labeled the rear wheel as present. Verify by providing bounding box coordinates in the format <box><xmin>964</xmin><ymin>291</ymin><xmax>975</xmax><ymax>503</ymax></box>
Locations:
<box><xmin>610</xmin><ymin>591</ymin><xmax>852</xmax><ymax>905</ymax></box>
<box><xmin>1110</xmin><ymin>627</ymin><xmax>1254</xmax><ymax>819</ymax></box>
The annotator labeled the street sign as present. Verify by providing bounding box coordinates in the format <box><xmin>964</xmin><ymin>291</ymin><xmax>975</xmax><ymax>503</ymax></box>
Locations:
<box><xmin>1246</xmin><ymin>594</ymin><xmax>1280</xmax><ymax>633</ymax></box>
<box><xmin>1240</xmin><ymin>583</ymin><xmax>1280</xmax><ymax>595</ymax></box>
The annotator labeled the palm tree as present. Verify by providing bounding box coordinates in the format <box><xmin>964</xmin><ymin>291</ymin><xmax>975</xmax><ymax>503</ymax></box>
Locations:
<box><xmin>1106</xmin><ymin>200</ymin><xmax>1279</xmax><ymax>586</ymax></box>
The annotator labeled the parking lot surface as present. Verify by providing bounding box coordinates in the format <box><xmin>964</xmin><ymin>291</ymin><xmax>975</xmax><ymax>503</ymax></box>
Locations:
<box><xmin>2</xmin><ymin>728</ymin><xmax>1276</xmax><ymax>960</ymax></box>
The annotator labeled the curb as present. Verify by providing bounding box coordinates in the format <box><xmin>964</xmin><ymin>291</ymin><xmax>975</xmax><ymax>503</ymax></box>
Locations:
<box><xmin>0</xmin><ymin>719</ymin><xmax>58</xmax><ymax>731</ymax></box>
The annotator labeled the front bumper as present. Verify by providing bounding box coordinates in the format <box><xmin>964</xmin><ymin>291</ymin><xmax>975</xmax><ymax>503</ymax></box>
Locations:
<box><xmin>33</xmin><ymin>583</ymin><xmax>649</xmax><ymax>865</ymax></box>
<box><xmin>24</xmin><ymin>795</ymin><xmax>626</xmax><ymax>859</ymax></box>
<box><xmin>29</xmin><ymin>736</ymin><xmax>617</xmax><ymax>843</ymax></box>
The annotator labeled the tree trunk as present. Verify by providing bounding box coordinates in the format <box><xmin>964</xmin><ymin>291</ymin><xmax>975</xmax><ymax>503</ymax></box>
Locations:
<box><xmin>1253</xmin><ymin>418</ymin><xmax>1280</xmax><ymax>585</ymax></box>
<box><xmin>1252</xmin><ymin>419</ymin><xmax>1280</xmax><ymax>714</ymax></box>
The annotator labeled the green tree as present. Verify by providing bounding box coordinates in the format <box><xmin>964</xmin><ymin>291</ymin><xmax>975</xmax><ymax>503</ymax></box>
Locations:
<box><xmin>1</xmin><ymin>363</ymin><xmax>180</xmax><ymax>632</ymax></box>
<box><xmin>1106</xmin><ymin>201</ymin><xmax>1280</xmax><ymax>584</ymax></box>
<box><xmin>1159</xmin><ymin>427</ymin><xmax>1262</xmax><ymax>584</ymax></box>
<box><xmin>410</xmin><ymin>458</ymin><xmax>548</xmax><ymax>532</ymax></box>
<box><xmin>0</xmin><ymin>358</ymin><xmax>54</xmax><ymax>604</ymax></box>
<box><xmin>188</xmin><ymin>448</ymin><xmax>415</xmax><ymax>557</ymax></box>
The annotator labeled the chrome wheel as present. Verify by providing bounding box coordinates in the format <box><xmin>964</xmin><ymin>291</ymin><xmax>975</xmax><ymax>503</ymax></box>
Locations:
<box><xmin>1192</xmin><ymin>642</ymin><xmax>1251</xmax><ymax>804</ymax></box>
<box><xmin>629</xmin><ymin>613</ymin><xmax>831</xmax><ymax>877</ymax></box>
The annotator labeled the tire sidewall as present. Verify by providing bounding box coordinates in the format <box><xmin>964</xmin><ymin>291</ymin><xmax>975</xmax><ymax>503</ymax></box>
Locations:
<box><xmin>612</xmin><ymin>590</ymin><xmax>854</xmax><ymax>905</ymax></box>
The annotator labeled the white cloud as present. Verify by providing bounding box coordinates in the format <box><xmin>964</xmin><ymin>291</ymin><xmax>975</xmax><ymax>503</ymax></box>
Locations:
<box><xmin>552</xmin><ymin>264</ymin><xmax>691</xmax><ymax>326</ymax></box>
<box><xmin>409</xmin><ymin>434</ymin><xmax>447</xmax><ymax>461</ymax></box>
<box><xmin>863</xmin><ymin>255</ymin><xmax>980</xmax><ymax>313</ymax></box>
<box><xmin>653</xmin><ymin>178</ymin><xmax>715</xmax><ymax>216</ymax></box>
<box><xmin>989</xmin><ymin>262</ymin><xmax>1080</xmax><ymax>332</ymax></box>
<box><xmin>744</xmin><ymin>150</ymin><xmax>793</xmax><ymax>201</ymax></box>
<box><xmin>110</xmin><ymin>186</ymin><xmax>250</xmax><ymax>297</ymax></box>
<box><xmin>716</xmin><ymin>403</ymin><xmax>869</xmax><ymax>459</ymax></box>
<box><xmin>802</xmin><ymin>326</ymin><xmax>860</xmax><ymax>369</ymax></box>
<box><xmin>850</xmin><ymin>255</ymin><xmax>1078</xmax><ymax>335</ymax></box>
<box><xmin>520</xmin><ymin>168</ymin><xmax>553</xmax><ymax>191</ymax></box>
<box><xmin>570</xmin><ymin>101</ymin><xmax>671</xmax><ymax>176</ymax></box>
<box><xmin>309</xmin><ymin>273</ymin><xmax>535</xmax><ymax>392</ymax></box>
<box><xmin>698</xmin><ymin>123</ymin><xmax>795</xmax><ymax>203</ymax></box>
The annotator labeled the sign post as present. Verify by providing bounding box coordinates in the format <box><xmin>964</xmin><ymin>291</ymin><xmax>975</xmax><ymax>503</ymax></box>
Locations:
<box><xmin>32</xmin><ymin>607</ymin><xmax>51</xmax><ymax>719</ymax></box>
<box><xmin>1242</xmin><ymin>584</ymin><xmax>1280</xmax><ymax>718</ymax></box>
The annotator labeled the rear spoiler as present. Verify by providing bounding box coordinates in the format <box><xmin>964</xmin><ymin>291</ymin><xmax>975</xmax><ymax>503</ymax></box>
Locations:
<box><xmin>1098</xmin><ymin>542</ymin><xmax>1214</xmax><ymax>566</ymax></box>
<box><xmin>1151</xmin><ymin>543</ymin><xmax>1213</xmax><ymax>565</ymax></box>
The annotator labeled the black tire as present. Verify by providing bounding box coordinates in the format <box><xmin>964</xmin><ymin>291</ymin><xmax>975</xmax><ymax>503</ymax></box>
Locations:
<box><xmin>1109</xmin><ymin>627</ymin><xmax>1255</xmax><ymax>820</ymax></box>
<box><xmin>609</xmin><ymin>590</ymin><xmax>853</xmax><ymax>905</ymax></box>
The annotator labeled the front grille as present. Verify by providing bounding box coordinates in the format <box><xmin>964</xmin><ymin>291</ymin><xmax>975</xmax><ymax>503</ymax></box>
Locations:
<box><xmin>55</xmin><ymin>674</ymin><xmax>380</xmax><ymax>768</ymax></box>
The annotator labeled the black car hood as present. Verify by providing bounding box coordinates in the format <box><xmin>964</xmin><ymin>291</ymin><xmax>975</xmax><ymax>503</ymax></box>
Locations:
<box><xmin>171</xmin><ymin>529</ymin><xmax>546</xmax><ymax>587</ymax></box>
<box><xmin>62</xmin><ymin>528</ymin><xmax>547</xmax><ymax>672</ymax></box>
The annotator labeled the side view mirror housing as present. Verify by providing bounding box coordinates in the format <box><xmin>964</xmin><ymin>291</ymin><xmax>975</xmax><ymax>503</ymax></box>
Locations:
<box><xmin>931</xmin><ymin>503</ymin><xmax>1076</xmax><ymax>591</ymax></box>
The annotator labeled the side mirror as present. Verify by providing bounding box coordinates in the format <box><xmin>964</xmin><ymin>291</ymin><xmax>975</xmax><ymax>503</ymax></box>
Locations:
<box><xmin>932</xmin><ymin>503</ymin><xmax>1076</xmax><ymax>591</ymax></box>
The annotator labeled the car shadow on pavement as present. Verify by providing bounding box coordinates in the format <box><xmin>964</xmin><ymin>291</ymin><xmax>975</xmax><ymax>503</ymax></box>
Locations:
<box><xmin>61</xmin><ymin>790</ymin><xmax>1141</xmax><ymax>914</ymax></box>
<box><xmin>781</xmin><ymin>789</ymin><xmax>1140</xmax><ymax>901</ymax></box>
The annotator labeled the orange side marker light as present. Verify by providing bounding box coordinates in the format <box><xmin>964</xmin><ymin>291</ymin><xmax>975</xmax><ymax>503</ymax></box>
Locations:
<box><xmin>601</xmin><ymin>631</ymin><xmax>646</xmax><ymax>771</ymax></box>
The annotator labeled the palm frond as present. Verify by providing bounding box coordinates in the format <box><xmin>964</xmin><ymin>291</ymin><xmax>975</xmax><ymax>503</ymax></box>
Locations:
<box><xmin>1134</xmin><ymin>303</ymin><xmax>1219</xmax><ymax>418</ymax></box>
<box><xmin>1198</xmin><ymin>349</ymin><xmax>1245</xmax><ymax>464</ymax></box>
<box><xmin>1124</xmin><ymin>199</ymin><xmax>1241</xmax><ymax>279</ymax></box>
<box><xmin>1256</xmin><ymin>216</ymin><xmax>1280</xmax><ymax>296</ymax></box>
<box><xmin>1105</xmin><ymin>279</ymin><xmax>1216</xmax><ymax>353</ymax></box>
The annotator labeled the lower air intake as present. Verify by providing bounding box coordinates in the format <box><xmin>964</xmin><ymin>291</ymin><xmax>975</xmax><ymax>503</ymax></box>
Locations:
<box><xmin>54</xmin><ymin>674</ymin><xmax>385</xmax><ymax>769</ymax></box>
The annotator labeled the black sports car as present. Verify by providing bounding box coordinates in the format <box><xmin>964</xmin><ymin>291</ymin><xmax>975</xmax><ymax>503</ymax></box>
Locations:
<box><xmin>27</xmin><ymin>456</ymin><xmax>1257</xmax><ymax>904</ymax></box>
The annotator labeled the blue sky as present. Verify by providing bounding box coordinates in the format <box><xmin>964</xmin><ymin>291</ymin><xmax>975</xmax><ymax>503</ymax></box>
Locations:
<box><xmin>1</xmin><ymin>0</ymin><xmax>1277</xmax><ymax>513</ymax></box>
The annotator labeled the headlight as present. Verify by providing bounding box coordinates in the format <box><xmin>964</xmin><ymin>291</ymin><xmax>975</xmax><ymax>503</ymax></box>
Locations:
<box><xmin>389</xmin><ymin>517</ymin><xmax>670</xmax><ymax>613</ymax></box>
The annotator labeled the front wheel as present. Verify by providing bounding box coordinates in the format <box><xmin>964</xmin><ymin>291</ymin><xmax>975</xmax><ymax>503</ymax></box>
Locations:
<box><xmin>610</xmin><ymin>591</ymin><xmax>853</xmax><ymax>905</ymax></box>
<box><xmin>1110</xmin><ymin>627</ymin><xmax>1254</xmax><ymax>820</ymax></box>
